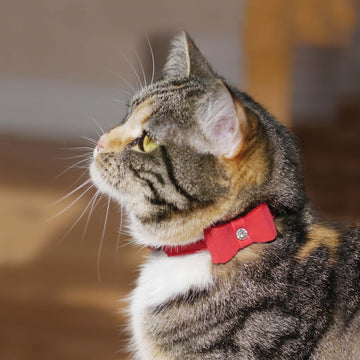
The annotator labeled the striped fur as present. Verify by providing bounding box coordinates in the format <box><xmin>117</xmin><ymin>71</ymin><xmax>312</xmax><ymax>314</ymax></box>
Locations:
<box><xmin>90</xmin><ymin>32</ymin><xmax>360</xmax><ymax>359</ymax></box>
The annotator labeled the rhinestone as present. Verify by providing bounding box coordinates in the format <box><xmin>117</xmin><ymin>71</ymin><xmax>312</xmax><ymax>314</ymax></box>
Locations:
<box><xmin>236</xmin><ymin>228</ymin><xmax>248</xmax><ymax>241</ymax></box>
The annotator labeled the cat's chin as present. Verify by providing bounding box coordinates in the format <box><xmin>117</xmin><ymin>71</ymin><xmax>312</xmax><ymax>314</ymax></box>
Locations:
<box><xmin>128</xmin><ymin>212</ymin><xmax>204</xmax><ymax>248</ymax></box>
<box><xmin>91</xmin><ymin>161</ymin><xmax>206</xmax><ymax>248</ymax></box>
<box><xmin>89</xmin><ymin>161</ymin><xmax>123</xmax><ymax>203</ymax></box>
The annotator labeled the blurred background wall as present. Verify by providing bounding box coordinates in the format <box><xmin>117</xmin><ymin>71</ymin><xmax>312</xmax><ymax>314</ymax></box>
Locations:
<box><xmin>0</xmin><ymin>1</ymin><xmax>359</xmax><ymax>359</ymax></box>
<box><xmin>0</xmin><ymin>0</ymin><xmax>245</xmax><ymax>140</ymax></box>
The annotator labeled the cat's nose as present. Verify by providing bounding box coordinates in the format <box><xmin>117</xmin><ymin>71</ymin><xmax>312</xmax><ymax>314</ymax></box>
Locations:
<box><xmin>97</xmin><ymin>137</ymin><xmax>105</xmax><ymax>152</ymax></box>
<box><xmin>93</xmin><ymin>136</ymin><xmax>105</xmax><ymax>158</ymax></box>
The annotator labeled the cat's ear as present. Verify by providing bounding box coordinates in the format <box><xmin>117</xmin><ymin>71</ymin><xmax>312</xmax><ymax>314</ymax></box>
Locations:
<box><xmin>197</xmin><ymin>81</ymin><xmax>247</xmax><ymax>159</ymax></box>
<box><xmin>163</xmin><ymin>32</ymin><xmax>215</xmax><ymax>79</ymax></box>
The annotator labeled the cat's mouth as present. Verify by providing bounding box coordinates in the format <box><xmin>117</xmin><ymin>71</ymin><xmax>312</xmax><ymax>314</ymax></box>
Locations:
<box><xmin>93</xmin><ymin>146</ymin><xmax>99</xmax><ymax>159</ymax></box>
<box><xmin>90</xmin><ymin>140</ymin><xmax>124</xmax><ymax>202</ymax></box>
<box><xmin>90</xmin><ymin>136</ymin><xmax>118</xmax><ymax>193</ymax></box>
<box><xmin>90</xmin><ymin>151</ymin><xmax>141</xmax><ymax>207</ymax></box>
<box><xmin>89</xmin><ymin>161</ymin><xmax>120</xmax><ymax>200</ymax></box>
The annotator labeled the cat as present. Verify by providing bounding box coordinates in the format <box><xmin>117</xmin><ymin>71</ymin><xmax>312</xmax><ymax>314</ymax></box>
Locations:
<box><xmin>90</xmin><ymin>32</ymin><xmax>360</xmax><ymax>359</ymax></box>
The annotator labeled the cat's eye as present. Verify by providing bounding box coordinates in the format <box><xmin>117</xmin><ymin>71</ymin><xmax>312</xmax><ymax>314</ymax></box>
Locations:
<box><xmin>141</xmin><ymin>134</ymin><xmax>160</xmax><ymax>152</ymax></box>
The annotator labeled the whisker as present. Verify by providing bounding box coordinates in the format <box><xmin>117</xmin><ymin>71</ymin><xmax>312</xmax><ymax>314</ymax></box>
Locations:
<box><xmin>56</xmin><ymin>158</ymin><xmax>91</xmax><ymax>178</ymax></box>
<box><xmin>57</xmin><ymin>188</ymin><xmax>98</xmax><ymax>245</ymax></box>
<box><xmin>49</xmin><ymin>183</ymin><xmax>93</xmax><ymax>221</ymax></box>
<box><xmin>115</xmin><ymin>203</ymin><xmax>125</xmax><ymax>264</ymax></box>
<box><xmin>115</xmin><ymin>223</ymin><xmax>133</xmax><ymax>250</ymax></box>
<box><xmin>97</xmin><ymin>196</ymin><xmax>111</xmax><ymax>281</ymax></box>
<box><xmin>57</xmin><ymin>152</ymin><xmax>92</xmax><ymax>161</ymax></box>
<box><xmin>118</xmin><ymin>88</ymin><xmax>132</xmax><ymax>99</ymax></box>
<box><xmin>146</xmin><ymin>35</ymin><xmax>155</xmax><ymax>85</ymax></box>
<box><xmin>91</xmin><ymin>116</ymin><xmax>105</xmax><ymax>135</ymax></box>
<box><xmin>111</xmin><ymin>71</ymin><xmax>136</xmax><ymax>94</ymax></box>
<box><xmin>132</xmin><ymin>46</ymin><xmax>147</xmax><ymax>88</ymax></box>
<box><xmin>121</xmin><ymin>53</ymin><xmax>143</xmax><ymax>90</ymax></box>
<box><xmin>113</xmin><ymin>98</ymin><xmax>128</xmax><ymax>105</ymax></box>
<box><xmin>52</xmin><ymin>178</ymin><xmax>92</xmax><ymax>205</ymax></box>
<box><xmin>62</xmin><ymin>146</ymin><xmax>94</xmax><ymax>152</ymax></box>
<box><xmin>68</xmin><ymin>168</ymin><xmax>91</xmax><ymax>188</ymax></box>
<box><xmin>81</xmin><ymin>136</ymin><xmax>97</xmax><ymax>145</ymax></box>
<box><xmin>57</xmin><ymin>147</ymin><xmax>92</xmax><ymax>162</ymax></box>
<box><xmin>64</xmin><ymin>165</ymin><xmax>88</xmax><ymax>170</ymax></box>
<box><xmin>82</xmin><ymin>190</ymin><xmax>101</xmax><ymax>240</ymax></box>
<box><xmin>56</xmin><ymin>170</ymin><xmax>90</xmax><ymax>204</ymax></box>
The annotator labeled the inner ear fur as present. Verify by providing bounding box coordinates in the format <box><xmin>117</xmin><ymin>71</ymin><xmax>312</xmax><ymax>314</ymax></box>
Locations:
<box><xmin>197</xmin><ymin>81</ymin><xmax>248</xmax><ymax>159</ymax></box>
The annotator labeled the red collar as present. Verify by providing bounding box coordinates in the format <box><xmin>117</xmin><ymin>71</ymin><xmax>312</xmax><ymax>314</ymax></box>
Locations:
<box><xmin>150</xmin><ymin>203</ymin><xmax>277</xmax><ymax>264</ymax></box>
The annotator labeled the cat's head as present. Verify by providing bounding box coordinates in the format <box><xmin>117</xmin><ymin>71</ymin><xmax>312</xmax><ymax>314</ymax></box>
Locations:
<box><xmin>90</xmin><ymin>32</ymin><xmax>305</xmax><ymax>247</ymax></box>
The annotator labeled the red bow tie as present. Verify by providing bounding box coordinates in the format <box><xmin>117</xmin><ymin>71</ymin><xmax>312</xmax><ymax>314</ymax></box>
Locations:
<box><xmin>151</xmin><ymin>203</ymin><xmax>277</xmax><ymax>264</ymax></box>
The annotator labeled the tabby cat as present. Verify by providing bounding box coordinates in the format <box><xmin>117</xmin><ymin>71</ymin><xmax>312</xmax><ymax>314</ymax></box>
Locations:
<box><xmin>90</xmin><ymin>32</ymin><xmax>360</xmax><ymax>359</ymax></box>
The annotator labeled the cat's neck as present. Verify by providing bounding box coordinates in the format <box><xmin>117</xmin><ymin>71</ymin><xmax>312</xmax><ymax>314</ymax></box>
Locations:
<box><xmin>146</xmin><ymin>203</ymin><xmax>277</xmax><ymax>264</ymax></box>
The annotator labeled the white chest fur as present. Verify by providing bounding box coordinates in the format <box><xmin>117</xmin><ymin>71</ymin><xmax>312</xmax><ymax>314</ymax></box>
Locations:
<box><xmin>129</xmin><ymin>251</ymin><xmax>213</xmax><ymax>359</ymax></box>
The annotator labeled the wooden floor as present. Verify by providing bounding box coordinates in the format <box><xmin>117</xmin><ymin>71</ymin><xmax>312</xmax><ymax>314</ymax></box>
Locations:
<box><xmin>0</xmin><ymin>125</ymin><xmax>359</xmax><ymax>359</ymax></box>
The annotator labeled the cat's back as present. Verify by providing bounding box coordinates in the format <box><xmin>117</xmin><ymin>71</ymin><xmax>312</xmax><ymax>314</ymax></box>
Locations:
<box><xmin>311</xmin><ymin>223</ymin><xmax>360</xmax><ymax>360</ymax></box>
<box><xmin>311</xmin><ymin>312</ymin><xmax>360</xmax><ymax>360</ymax></box>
